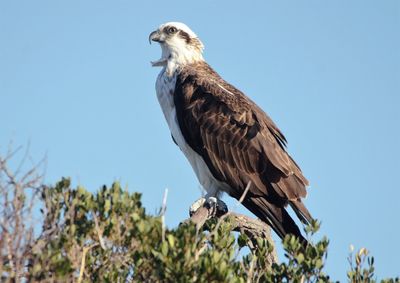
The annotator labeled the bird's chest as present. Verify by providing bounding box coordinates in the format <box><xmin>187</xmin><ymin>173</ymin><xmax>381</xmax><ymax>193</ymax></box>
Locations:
<box><xmin>156</xmin><ymin>70</ymin><xmax>189</xmax><ymax>153</ymax></box>
<box><xmin>155</xmin><ymin>69</ymin><xmax>228</xmax><ymax>195</ymax></box>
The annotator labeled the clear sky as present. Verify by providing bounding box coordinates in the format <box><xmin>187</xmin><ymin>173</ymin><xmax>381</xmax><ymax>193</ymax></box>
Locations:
<box><xmin>1</xmin><ymin>0</ymin><xmax>399</xmax><ymax>280</ymax></box>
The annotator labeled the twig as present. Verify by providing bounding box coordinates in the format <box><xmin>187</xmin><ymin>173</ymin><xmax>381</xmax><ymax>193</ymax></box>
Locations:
<box><xmin>77</xmin><ymin>243</ymin><xmax>98</xmax><ymax>283</ymax></box>
<box><xmin>160</xmin><ymin>188</ymin><xmax>168</xmax><ymax>241</ymax></box>
<box><xmin>238</xmin><ymin>181</ymin><xmax>251</xmax><ymax>204</ymax></box>
<box><xmin>246</xmin><ymin>254</ymin><xmax>257</xmax><ymax>283</ymax></box>
<box><xmin>92</xmin><ymin>211</ymin><xmax>106</xmax><ymax>250</ymax></box>
<box><xmin>0</xmin><ymin>145</ymin><xmax>45</xmax><ymax>282</ymax></box>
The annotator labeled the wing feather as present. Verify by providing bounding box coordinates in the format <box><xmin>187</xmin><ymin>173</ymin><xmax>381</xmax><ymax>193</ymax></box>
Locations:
<box><xmin>173</xmin><ymin>61</ymin><xmax>313</xmax><ymax>238</ymax></box>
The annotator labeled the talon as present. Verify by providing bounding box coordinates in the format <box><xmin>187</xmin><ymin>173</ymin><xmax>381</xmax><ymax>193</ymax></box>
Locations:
<box><xmin>207</xmin><ymin>197</ymin><xmax>217</xmax><ymax>207</ymax></box>
<box><xmin>204</xmin><ymin>197</ymin><xmax>228</xmax><ymax>217</ymax></box>
<box><xmin>215</xmin><ymin>198</ymin><xmax>228</xmax><ymax>216</ymax></box>
<box><xmin>189</xmin><ymin>197</ymin><xmax>228</xmax><ymax>217</ymax></box>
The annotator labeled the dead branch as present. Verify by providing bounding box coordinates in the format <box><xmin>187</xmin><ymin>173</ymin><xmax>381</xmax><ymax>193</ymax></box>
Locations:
<box><xmin>186</xmin><ymin>199</ymin><xmax>278</xmax><ymax>266</ymax></box>
<box><xmin>0</xmin><ymin>144</ymin><xmax>45</xmax><ymax>282</ymax></box>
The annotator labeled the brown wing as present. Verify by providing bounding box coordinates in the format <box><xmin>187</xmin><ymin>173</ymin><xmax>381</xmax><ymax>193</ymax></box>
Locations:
<box><xmin>174</xmin><ymin>62</ymin><xmax>313</xmax><ymax>239</ymax></box>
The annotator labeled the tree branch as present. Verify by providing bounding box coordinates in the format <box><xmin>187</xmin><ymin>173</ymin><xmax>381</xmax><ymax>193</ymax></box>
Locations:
<box><xmin>186</xmin><ymin>199</ymin><xmax>278</xmax><ymax>265</ymax></box>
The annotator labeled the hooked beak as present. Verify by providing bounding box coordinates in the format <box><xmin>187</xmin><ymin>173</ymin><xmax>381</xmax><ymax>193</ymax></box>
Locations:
<box><xmin>149</xmin><ymin>30</ymin><xmax>162</xmax><ymax>44</ymax></box>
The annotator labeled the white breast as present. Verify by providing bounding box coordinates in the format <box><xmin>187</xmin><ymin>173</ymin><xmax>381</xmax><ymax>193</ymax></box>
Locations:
<box><xmin>155</xmin><ymin>69</ymin><xmax>230</xmax><ymax>197</ymax></box>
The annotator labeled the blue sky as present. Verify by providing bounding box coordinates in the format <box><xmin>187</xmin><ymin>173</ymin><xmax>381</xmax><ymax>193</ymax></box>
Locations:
<box><xmin>1</xmin><ymin>0</ymin><xmax>399</xmax><ymax>280</ymax></box>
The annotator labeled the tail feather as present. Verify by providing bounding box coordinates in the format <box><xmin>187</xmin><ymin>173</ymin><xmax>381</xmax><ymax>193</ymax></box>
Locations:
<box><xmin>242</xmin><ymin>196</ymin><xmax>307</xmax><ymax>244</ymax></box>
<box><xmin>289</xmin><ymin>199</ymin><xmax>313</xmax><ymax>225</ymax></box>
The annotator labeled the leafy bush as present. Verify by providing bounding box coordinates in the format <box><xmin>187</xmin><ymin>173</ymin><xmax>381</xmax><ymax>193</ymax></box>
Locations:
<box><xmin>0</xmin><ymin>152</ymin><xmax>399</xmax><ymax>282</ymax></box>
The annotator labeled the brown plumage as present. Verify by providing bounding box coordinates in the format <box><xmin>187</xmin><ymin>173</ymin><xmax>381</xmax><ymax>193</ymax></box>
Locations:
<box><xmin>174</xmin><ymin>61</ymin><xmax>313</xmax><ymax>241</ymax></box>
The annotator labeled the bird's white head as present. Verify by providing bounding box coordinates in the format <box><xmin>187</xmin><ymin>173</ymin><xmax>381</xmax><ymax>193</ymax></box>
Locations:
<box><xmin>149</xmin><ymin>22</ymin><xmax>204</xmax><ymax>74</ymax></box>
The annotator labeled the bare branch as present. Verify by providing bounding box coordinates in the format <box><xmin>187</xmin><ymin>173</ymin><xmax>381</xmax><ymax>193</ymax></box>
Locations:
<box><xmin>77</xmin><ymin>243</ymin><xmax>98</xmax><ymax>283</ymax></box>
<box><xmin>92</xmin><ymin>211</ymin><xmax>106</xmax><ymax>250</ymax></box>
<box><xmin>160</xmin><ymin>188</ymin><xmax>168</xmax><ymax>241</ymax></box>
<box><xmin>186</xmin><ymin>198</ymin><xmax>278</xmax><ymax>266</ymax></box>
<box><xmin>238</xmin><ymin>181</ymin><xmax>251</xmax><ymax>204</ymax></box>
<box><xmin>0</xmin><ymin>145</ymin><xmax>45</xmax><ymax>282</ymax></box>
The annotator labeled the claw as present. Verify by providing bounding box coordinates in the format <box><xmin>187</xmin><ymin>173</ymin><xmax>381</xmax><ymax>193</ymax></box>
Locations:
<box><xmin>189</xmin><ymin>197</ymin><xmax>228</xmax><ymax>217</ymax></box>
<box><xmin>212</xmin><ymin>198</ymin><xmax>228</xmax><ymax>216</ymax></box>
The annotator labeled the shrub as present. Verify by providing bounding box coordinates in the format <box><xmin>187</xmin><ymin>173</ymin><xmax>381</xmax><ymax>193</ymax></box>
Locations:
<box><xmin>0</xmin><ymin>152</ymin><xmax>398</xmax><ymax>282</ymax></box>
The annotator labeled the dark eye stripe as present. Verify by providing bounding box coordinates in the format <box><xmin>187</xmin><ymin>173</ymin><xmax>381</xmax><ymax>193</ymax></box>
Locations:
<box><xmin>178</xmin><ymin>30</ymin><xmax>191</xmax><ymax>44</ymax></box>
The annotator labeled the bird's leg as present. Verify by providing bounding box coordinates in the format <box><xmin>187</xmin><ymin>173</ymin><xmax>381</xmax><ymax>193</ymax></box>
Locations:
<box><xmin>189</xmin><ymin>194</ymin><xmax>228</xmax><ymax>217</ymax></box>
<box><xmin>207</xmin><ymin>196</ymin><xmax>228</xmax><ymax>217</ymax></box>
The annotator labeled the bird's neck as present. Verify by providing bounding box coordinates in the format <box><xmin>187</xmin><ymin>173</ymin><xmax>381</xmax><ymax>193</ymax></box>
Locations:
<box><xmin>164</xmin><ymin>46</ymin><xmax>204</xmax><ymax>77</ymax></box>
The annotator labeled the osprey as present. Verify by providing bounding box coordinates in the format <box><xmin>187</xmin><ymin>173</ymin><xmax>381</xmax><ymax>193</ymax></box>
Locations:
<box><xmin>149</xmin><ymin>22</ymin><xmax>313</xmax><ymax>241</ymax></box>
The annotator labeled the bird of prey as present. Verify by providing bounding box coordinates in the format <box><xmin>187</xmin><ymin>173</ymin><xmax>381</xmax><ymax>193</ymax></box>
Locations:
<box><xmin>149</xmin><ymin>22</ymin><xmax>313</xmax><ymax>242</ymax></box>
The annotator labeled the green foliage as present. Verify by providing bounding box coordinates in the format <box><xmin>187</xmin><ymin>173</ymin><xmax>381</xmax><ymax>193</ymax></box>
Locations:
<box><xmin>346</xmin><ymin>246</ymin><xmax>399</xmax><ymax>283</ymax></box>
<box><xmin>267</xmin><ymin>221</ymin><xmax>331</xmax><ymax>283</ymax></box>
<box><xmin>1</xmin><ymin>178</ymin><xmax>399</xmax><ymax>282</ymax></box>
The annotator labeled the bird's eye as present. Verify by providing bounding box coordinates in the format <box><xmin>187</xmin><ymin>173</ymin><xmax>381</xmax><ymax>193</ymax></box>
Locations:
<box><xmin>168</xmin><ymin>27</ymin><xmax>177</xmax><ymax>34</ymax></box>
